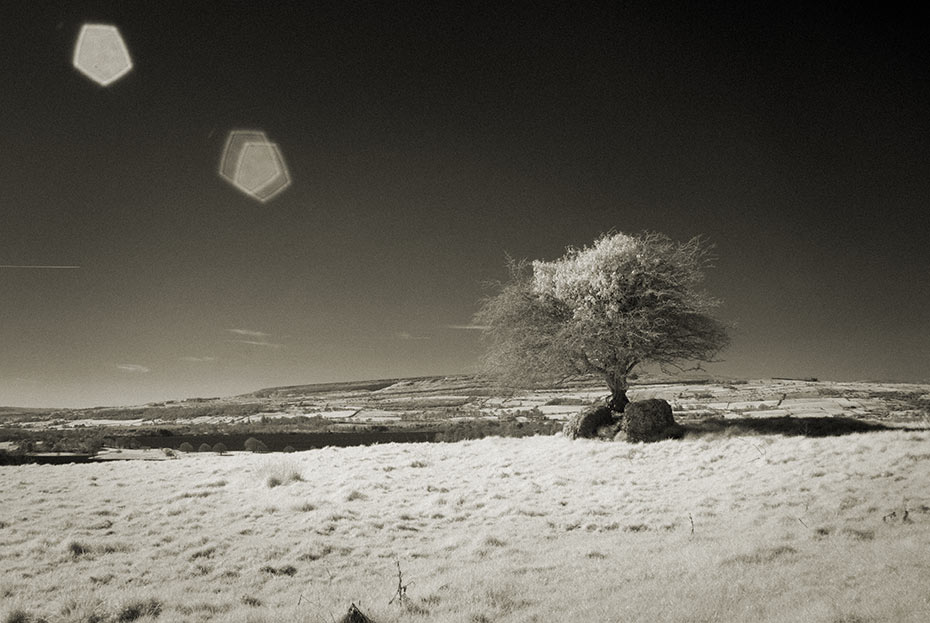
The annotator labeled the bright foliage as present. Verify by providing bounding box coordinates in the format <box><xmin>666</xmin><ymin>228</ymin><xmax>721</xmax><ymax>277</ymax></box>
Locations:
<box><xmin>475</xmin><ymin>231</ymin><xmax>729</xmax><ymax>392</ymax></box>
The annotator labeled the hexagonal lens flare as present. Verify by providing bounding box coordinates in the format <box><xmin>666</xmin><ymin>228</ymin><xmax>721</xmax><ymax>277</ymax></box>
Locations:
<box><xmin>219</xmin><ymin>130</ymin><xmax>292</xmax><ymax>202</ymax></box>
<box><xmin>72</xmin><ymin>24</ymin><xmax>133</xmax><ymax>86</ymax></box>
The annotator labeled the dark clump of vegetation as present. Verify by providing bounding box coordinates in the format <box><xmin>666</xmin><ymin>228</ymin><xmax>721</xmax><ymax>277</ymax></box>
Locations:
<box><xmin>244</xmin><ymin>437</ymin><xmax>268</xmax><ymax>453</ymax></box>
<box><xmin>4</xmin><ymin>609</ymin><xmax>46</xmax><ymax>623</ymax></box>
<box><xmin>433</xmin><ymin>419</ymin><xmax>561</xmax><ymax>442</ymax></box>
<box><xmin>189</xmin><ymin>546</ymin><xmax>216</xmax><ymax>560</ymax></box>
<box><xmin>0</xmin><ymin>430</ymin><xmax>107</xmax><ymax>456</ymax></box>
<box><xmin>260</xmin><ymin>564</ymin><xmax>297</xmax><ymax>576</ymax></box>
<box><xmin>68</xmin><ymin>540</ymin><xmax>90</xmax><ymax>558</ymax></box>
<box><xmin>2</xmin><ymin>410</ymin><xmax>572</xmax><ymax>458</ymax></box>
<box><xmin>682</xmin><ymin>416</ymin><xmax>897</xmax><ymax>438</ymax></box>
<box><xmin>212</xmin><ymin>442</ymin><xmax>227</xmax><ymax>454</ymax></box>
<box><xmin>117</xmin><ymin>599</ymin><xmax>162</xmax><ymax>622</ymax></box>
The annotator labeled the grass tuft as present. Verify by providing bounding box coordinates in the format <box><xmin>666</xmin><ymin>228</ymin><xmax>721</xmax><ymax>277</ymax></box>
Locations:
<box><xmin>68</xmin><ymin>541</ymin><xmax>90</xmax><ymax>558</ymax></box>
<box><xmin>4</xmin><ymin>610</ymin><xmax>38</xmax><ymax>623</ymax></box>
<box><xmin>841</xmin><ymin>527</ymin><xmax>875</xmax><ymax>541</ymax></box>
<box><xmin>97</xmin><ymin>542</ymin><xmax>132</xmax><ymax>554</ymax></box>
<box><xmin>190</xmin><ymin>546</ymin><xmax>216</xmax><ymax>560</ymax></box>
<box><xmin>260</xmin><ymin>564</ymin><xmax>297</xmax><ymax>576</ymax></box>
<box><xmin>116</xmin><ymin>598</ymin><xmax>162</xmax><ymax>622</ymax></box>
<box><xmin>724</xmin><ymin>545</ymin><xmax>798</xmax><ymax>565</ymax></box>
<box><xmin>258</xmin><ymin>459</ymin><xmax>303</xmax><ymax>488</ymax></box>
<box><xmin>60</xmin><ymin>596</ymin><xmax>107</xmax><ymax>623</ymax></box>
<box><xmin>175</xmin><ymin>491</ymin><xmax>213</xmax><ymax>499</ymax></box>
<box><xmin>175</xmin><ymin>602</ymin><xmax>229</xmax><ymax>616</ymax></box>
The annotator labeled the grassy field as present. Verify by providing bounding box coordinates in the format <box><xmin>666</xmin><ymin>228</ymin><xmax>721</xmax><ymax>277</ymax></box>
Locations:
<box><xmin>2</xmin><ymin>427</ymin><xmax>930</xmax><ymax>622</ymax></box>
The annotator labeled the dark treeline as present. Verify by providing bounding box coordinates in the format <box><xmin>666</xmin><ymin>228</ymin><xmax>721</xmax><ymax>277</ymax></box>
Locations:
<box><xmin>134</xmin><ymin>431</ymin><xmax>437</xmax><ymax>451</ymax></box>
<box><xmin>1</xmin><ymin>417</ymin><xmax>562</xmax><ymax>460</ymax></box>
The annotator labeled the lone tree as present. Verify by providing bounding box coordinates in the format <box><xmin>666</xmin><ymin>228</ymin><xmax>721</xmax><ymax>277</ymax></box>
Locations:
<box><xmin>474</xmin><ymin>231</ymin><xmax>730</xmax><ymax>411</ymax></box>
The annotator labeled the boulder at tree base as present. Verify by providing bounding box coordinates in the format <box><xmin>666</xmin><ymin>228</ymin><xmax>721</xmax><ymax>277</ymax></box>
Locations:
<box><xmin>616</xmin><ymin>398</ymin><xmax>684</xmax><ymax>442</ymax></box>
<box><xmin>562</xmin><ymin>403</ymin><xmax>617</xmax><ymax>439</ymax></box>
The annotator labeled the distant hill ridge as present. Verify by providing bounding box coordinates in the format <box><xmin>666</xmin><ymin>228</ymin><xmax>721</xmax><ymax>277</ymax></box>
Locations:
<box><xmin>7</xmin><ymin>373</ymin><xmax>925</xmax><ymax>415</ymax></box>
<box><xmin>240</xmin><ymin>371</ymin><xmax>736</xmax><ymax>401</ymax></box>
<box><xmin>2</xmin><ymin>372</ymin><xmax>732</xmax><ymax>412</ymax></box>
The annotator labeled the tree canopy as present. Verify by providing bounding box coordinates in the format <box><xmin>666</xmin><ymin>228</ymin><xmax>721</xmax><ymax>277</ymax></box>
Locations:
<box><xmin>474</xmin><ymin>231</ymin><xmax>730</xmax><ymax>410</ymax></box>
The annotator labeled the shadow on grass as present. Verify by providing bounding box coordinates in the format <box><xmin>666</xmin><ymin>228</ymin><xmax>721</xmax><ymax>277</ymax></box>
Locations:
<box><xmin>681</xmin><ymin>416</ymin><xmax>918</xmax><ymax>438</ymax></box>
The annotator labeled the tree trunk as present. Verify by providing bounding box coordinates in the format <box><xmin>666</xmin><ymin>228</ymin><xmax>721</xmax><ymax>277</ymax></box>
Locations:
<box><xmin>606</xmin><ymin>372</ymin><xmax>629</xmax><ymax>412</ymax></box>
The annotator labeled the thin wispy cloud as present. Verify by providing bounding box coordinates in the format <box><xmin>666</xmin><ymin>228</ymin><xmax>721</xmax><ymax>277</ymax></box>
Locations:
<box><xmin>227</xmin><ymin>328</ymin><xmax>270</xmax><ymax>337</ymax></box>
<box><xmin>179</xmin><ymin>356</ymin><xmax>218</xmax><ymax>363</ymax></box>
<box><xmin>116</xmin><ymin>364</ymin><xmax>150</xmax><ymax>373</ymax></box>
<box><xmin>0</xmin><ymin>265</ymin><xmax>81</xmax><ymax>269</ymax></box>
<box><xmin>447</xmin><ymin>324</ymin><xmax>490</xmax><ymax>330</ymax></box>
<box><xmin>228</xmin><ymin>339</ymin><xmax>283</xmax><ymax>348</ymax></box>
<box><xmin>395</xmin><ymin>331</ymin><xmax>431</xmax><ymax>341</ymax></box>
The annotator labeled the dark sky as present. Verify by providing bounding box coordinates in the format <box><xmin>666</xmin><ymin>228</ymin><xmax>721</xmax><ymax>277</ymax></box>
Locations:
<box><xmin>1</xmin><ymin>2</ymin><xmax>928</xmax><ymax>407</ymax></box>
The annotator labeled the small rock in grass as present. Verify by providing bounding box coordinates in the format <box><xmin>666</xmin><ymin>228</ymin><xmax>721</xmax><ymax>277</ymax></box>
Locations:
<box><xmin>339</xmin><ymin>603</ymin><xmax>376</xmax><ymax>623</ymax></box>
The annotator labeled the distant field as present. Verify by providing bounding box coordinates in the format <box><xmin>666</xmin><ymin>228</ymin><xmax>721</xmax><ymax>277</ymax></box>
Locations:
<box><xmin>3</xmin><ymin>375</ymin><xmax>928</xmax><ymax>463</ymax></box>
<box><xmin>2</xmin><ymin>430</ymin><xmax>930</xmax><ymax>622</ymax></box>
<box><xmin>3</xmin><ymin>375</ymin><xmax>928</xmax><ymax>432</ymax></box>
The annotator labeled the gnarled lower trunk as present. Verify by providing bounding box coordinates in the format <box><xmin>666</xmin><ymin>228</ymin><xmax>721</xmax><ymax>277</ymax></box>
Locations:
<box><xmin>606</xmin><ymin>372</ymin><xmax>629</xmax><ymax>412</ymax></box>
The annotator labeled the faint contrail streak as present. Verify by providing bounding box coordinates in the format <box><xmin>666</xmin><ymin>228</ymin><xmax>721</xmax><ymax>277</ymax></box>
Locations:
<box><xmin>0</xmin><ymin>265</ymin><xmax>81</xmax><ymax>269</ymax></box>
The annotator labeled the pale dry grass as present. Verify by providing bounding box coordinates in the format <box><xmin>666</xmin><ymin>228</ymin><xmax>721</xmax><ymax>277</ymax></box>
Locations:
<box><xmin>1</xmin><ymin>431</ymin><xmax>929</xmax><ymax>622</ymax></box>
<box><xmin>255</xmin><ymin>458</ymin><xmax>303</xmax><ymax>488</ymax></box>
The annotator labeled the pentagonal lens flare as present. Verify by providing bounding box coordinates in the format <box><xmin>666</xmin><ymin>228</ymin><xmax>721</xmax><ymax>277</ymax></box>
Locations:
<box><xmin>72</xmin><ymin>24</ymin><xmax>133</xmax><ymax>86</ymax></box>
<box><xmin>219</xmin><ymin>130</ymin><xmax>292</xmax><ymax>202</ymax></box>
<box><xmin>236</xmin><ymin>142</ymin><xmax>281</xmax><ymax>193</ymax></box>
